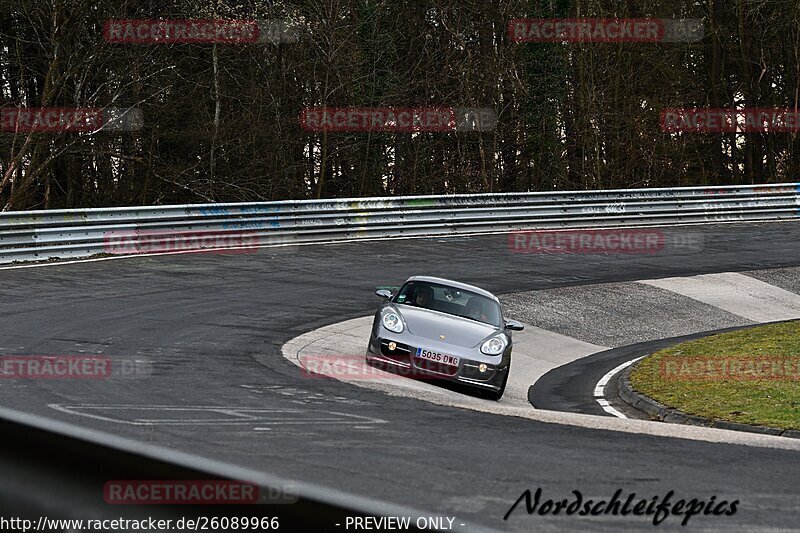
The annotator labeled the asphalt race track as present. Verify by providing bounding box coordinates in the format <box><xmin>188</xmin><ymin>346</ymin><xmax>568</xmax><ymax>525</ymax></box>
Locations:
<box><xmin>2</xmin><ymin>222</ymin><xmax>800</xmax><ymax>531</ymax></box>
<box><xmin>529</xmin><ymin>326</ymin><xmax>762</xmax><ymax>417</ymax></box>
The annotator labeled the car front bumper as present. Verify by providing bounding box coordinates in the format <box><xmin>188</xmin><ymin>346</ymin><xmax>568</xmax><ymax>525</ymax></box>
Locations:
<box><xmin>366</xmin><ymin>336</ymin><xmax>508</xmax><ymax>392</ymax></box>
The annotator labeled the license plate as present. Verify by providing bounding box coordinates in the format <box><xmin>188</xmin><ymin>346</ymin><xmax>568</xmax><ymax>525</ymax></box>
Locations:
<box><xmin>415</xmin><ymin>348</ymin><xmax>459</xmax><ymax>366</ymax></box>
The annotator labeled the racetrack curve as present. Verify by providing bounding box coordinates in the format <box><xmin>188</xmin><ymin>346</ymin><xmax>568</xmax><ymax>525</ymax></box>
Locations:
<box><xmin>2</xmin><ymin>222</ymin><xmax>800</xmax><ymax>531</ymax></box>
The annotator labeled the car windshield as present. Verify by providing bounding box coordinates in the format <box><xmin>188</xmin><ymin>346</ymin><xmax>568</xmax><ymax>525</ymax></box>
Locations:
<box><xmin>393</xmin><ymin>280</ymin><xmax>502</xmax><ymax>327</ymax></box>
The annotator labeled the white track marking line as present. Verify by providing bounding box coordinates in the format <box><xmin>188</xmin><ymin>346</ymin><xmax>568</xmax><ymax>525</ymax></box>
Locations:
<box><xmin>594</xmin><ymin>356</ymin><xmax>645</xmax><ymax>418</ymax></box>
<box><xmin>47</xmin><ymin>404</ymin><xmax>387</xmax><ymax>426</ymax></box>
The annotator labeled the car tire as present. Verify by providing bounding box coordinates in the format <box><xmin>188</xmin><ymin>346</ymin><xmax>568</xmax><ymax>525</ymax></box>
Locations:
<box><xmin>486</xmin><ymin>370</ymin><xmax>508</xmax><ymax>401</ymax></box>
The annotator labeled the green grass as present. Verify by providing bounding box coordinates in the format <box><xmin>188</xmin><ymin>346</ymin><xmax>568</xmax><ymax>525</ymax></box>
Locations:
<box><xmin>630</xmin><ymin>320</ymin><xmax>800</xmax><ymax>430</ymax></box>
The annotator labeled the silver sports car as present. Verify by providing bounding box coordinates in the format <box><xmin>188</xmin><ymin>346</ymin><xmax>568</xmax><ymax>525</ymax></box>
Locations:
<box><xmin>366</xmin><ymin>276</ymin><xmax>523</xmax><ymax>400</ymax></box>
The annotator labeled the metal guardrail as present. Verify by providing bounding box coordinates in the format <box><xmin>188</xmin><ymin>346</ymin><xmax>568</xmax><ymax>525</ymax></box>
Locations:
<box><xmin>0</xmin><ymin>406</ymin><xmax>448</xmax><ymax>531</ymax></box>
<box><xmin>0</xmin><ymin>183</ymin><xmax>798</xmax><ymax>264</ymax></box>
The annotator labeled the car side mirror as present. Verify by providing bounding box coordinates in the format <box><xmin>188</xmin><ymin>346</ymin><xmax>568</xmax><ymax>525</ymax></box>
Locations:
<box><xmin>504</xmin><ymin>320</ymin><xmax>524</xmax><ymax>331</ymax></box>
<box><xmin>375</xmin><ymin>289</ymin><xmax>393</xmax><ymax>299</ymax></box>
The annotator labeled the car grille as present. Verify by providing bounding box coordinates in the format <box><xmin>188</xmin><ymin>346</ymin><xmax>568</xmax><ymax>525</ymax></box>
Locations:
<box><xmin>413</xmin><ymin>358</ymin><xmax>459</xmax><ymax>377</ymax></box>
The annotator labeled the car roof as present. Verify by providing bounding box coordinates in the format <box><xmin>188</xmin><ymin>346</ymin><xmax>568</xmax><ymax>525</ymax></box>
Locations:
<box><xmin>405</xmin><ymin>276</ymin><xmax>499</xmax><ymax>302</ymax></box>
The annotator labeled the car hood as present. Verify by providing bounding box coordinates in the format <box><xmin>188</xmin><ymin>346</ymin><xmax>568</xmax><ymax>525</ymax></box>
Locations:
<box><xmin>396</xmin><ymin>304</ymin><xmax>498</xmax><ymax>348</ymax></box>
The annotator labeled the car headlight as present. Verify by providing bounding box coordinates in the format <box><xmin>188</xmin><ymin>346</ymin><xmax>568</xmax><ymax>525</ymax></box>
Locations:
<box><xmin>481</xmin><ymin>335</ymin><xmax>507</xmax><ymax>355</ymax></box>
<box><xmin>382</xmin><ymin>311</ymin><xmax>404</xmax><ymax>333</ymax></box>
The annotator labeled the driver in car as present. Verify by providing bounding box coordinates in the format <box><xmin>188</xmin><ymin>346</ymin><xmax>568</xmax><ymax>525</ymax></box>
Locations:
<box><xmin>414</xmin><ymin>285</ymin><xmax>434</xmax><ymax>308</ymax></box>
<box><xmin>465</xmin><ymin>297</ymin><xmax>489</xmax><ymax>322</ymax></box>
